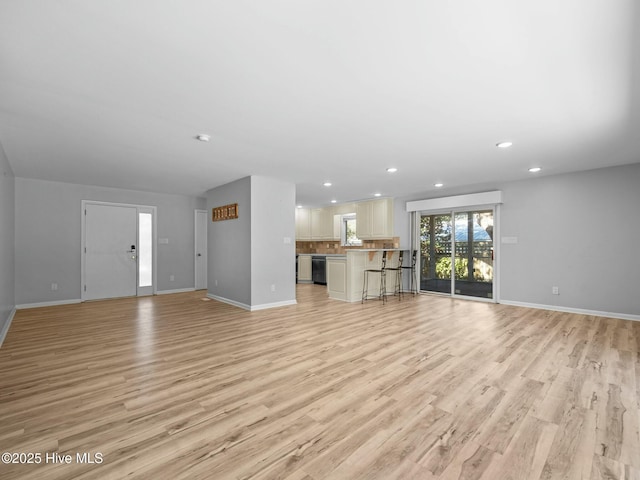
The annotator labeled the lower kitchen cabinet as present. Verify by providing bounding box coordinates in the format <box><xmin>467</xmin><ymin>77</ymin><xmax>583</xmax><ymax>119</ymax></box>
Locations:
<box><xmin>326</xmin><ymin>256</ymin><xmax>347</xmax><ymax>300</ymax></box>
<box><xmin>297</xmin><ymin>255</ymin><xmax>312</xmax><ymax>283</ymax></box>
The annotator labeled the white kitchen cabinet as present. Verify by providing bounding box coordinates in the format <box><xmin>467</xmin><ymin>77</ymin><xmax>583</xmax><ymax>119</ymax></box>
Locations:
<box><xmin>355</xmin><ymin>202</ymin><xmax>372</xmax><ymax>239</ymax></box>
<box><xmin>295</xmin><ymin>208</ymin><xmax>311</xmax><ymax>240</ymax></box>
<box><xmin>297</xmin><ymin>255</ymin><xmax>312</xmax><ymax>283</ymax></box>
<box><xmin>356</xmin><ymin>198</ymin><xmax>394</xmax><ymax>239</ymax></box>
<box><xmin>298</xmin><ymin>200</ymin><xmax>391</xmax><ymax>242</ymax></box>
<box><xmin>371</xmin><ymin>198</ymin><xmax>393</xmax><ymax>237</ymax></box>
<box><xmin>333</xmin><ymin>214</ymin><xmax>342</xmax><ymax>240</ymax></box>
<box><xmin>326</xmin><ymin>256</ymin><xmax>347</xmax><ymax>300</ymax></box>
<box><xmin>311</xmin><ymin>207</ymin><xmax>337</xmax><ymax>240</ymax></box>
<box><xmin>310</xmin><ymin>208</ymin><xmax>326</xmax><ymax>239</ymax></box>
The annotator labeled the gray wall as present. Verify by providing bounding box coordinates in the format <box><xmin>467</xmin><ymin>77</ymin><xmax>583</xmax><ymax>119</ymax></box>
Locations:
<box><xmin>250</xmin><ymin>176</ymin><xmax>296</xmax><ymax>306</ymax></box>
<box><xmin>206</xmin><ymin>176</ymin><xmax>296</xmax><ymax>309</ymax></box>
<box><xmin>499</xmin><ymin>164</ymin><xmax>640</xmax><ymax>316</ymax></box>
<box><xmin>0</xmin><ymin>143</ymin><xmax>15</xmax><ymax>334</ymax></box>
<box><xmin>396</xmin><ymin>163</ymin><xmax>640</xmax><ymax>317</ymax></box>
<box><xmin>15</xmin><ymin>178</ymin><xmax>205</xmax><ymax>305</ymax></box>
<box><xmin>394</xmin><ymin>199</ymin><xmax>411</xmax><ymax>250</ymax></box>
<box><xmin>207</xmin><ymin>176</ymin><xmax>252</xmax><ymax>306</ymax></box>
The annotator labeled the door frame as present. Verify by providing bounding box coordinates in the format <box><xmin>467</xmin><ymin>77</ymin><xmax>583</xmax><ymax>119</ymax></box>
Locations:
<box><xmin>194</xmin><ymin>209</ymin><xmax>208</xmax><ymax>290</ymax></box>
<box><xmin>414</xmin><ymin>204</ymin><xmax>500</xmax><ymax>303</ymax></box>
<box><xmin>81</xmin><ymin>200</ymin><xmax>158</xmax><ymax>301</ymax></box>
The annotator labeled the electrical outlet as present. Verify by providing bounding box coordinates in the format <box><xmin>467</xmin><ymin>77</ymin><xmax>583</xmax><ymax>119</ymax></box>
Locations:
<box><xmin>214</xmin><ymin>279</ymin><xmax>218</xmax><ymax>286</ymax></box>
<box><xmin>170</xmin><ymin>275</ymin><xmax>175</xmax><ymax>282</ymax></box>
<box><xmin>552</xmin><ymin>286</ymin><xmax>559</xmax><ymax>295</ymax></box>
<box><xmin>271</xmin><ymin>284</ymin><xmax>276</xmax><ymax>292</ymax></box>
<box><xmin>51</xmin><ymin>283</ymin><xmax>58</xmax><ymax>291</ymax></box>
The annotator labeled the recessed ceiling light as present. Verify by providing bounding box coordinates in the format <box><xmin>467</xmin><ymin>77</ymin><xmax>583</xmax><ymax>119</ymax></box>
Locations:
<box><xmin>196</xmin><ymin>134</ymin><xmax>210</xmax><ymax>142</ymax></box>
<box><xmin>323</xmin><ymin>182</ymin><xmax>332</xmax><ymax>187</ymax></box>
<box><xmin>296</xmin><ymin>205</ymin><xmax>303</xmax><ymax>209</ymax></box>
<box><xmin>496</xmin><ymin>141</ymin><xmax>513</xmax><ymax>148</ymax></box>
<box><xmin>386</xmin><ymin>167</ymin><xmax>398</xmax><ymax>173</ymax></box>
<box><xmin>434</xmin><ymin>183</ymin><xmax>444</xmax><ymax>188</ymax></box>
<box><xmin>374</xmin><ymin>193</ymin><xmax>382</xmax><ymax>197</ymax></box>
<box><xmin>528</xmin><ymin>167</ymin><xmax>542</xmax><ymax>173</ymax></box>
<box><xmin>330</xmin><ymin>199</ymin><xmax>337</xmax><ymax>203</ymax></box>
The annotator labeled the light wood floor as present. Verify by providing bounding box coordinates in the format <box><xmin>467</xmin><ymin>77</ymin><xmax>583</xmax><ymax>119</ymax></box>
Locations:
<box><xmin>1</xmin><ymin>285</ymin><xmax>639</xmax><ymax>480</ymax></box>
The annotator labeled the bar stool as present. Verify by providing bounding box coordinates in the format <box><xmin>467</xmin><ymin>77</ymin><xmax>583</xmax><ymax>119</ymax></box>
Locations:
<box><xmin>401</xmin><ymin>250</ymin><xmax>418</xmax><ymax>295</ymax></box>
<box><xmin>385</xmin><ymin>250</ymin><xmax>404</xmax><ymax>300</ymax></box>
<box><xmin>362</xmin><ymin>251</ymin><xmax>387</xmax><ymax>304</ymax></box>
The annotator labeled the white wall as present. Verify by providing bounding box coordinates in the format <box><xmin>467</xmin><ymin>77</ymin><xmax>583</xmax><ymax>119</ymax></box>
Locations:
<box><xmin>14</xmin><ymin>178</ymin><xmax>205</xmax><ymax>305</ymax></box>
<box><xmin>396</xmin><ymin>163</ymin><xmax>640</xmax><ymax>318</ymax></box>
<box><xmin>250</xmin><ymin>176</ymin><xmax>296</xmax><ymax>306</ymax></box>
<box><xmin>0</xmin><ymin>143</ymin><xmax>15</xmax><ymax>337</ymax></box>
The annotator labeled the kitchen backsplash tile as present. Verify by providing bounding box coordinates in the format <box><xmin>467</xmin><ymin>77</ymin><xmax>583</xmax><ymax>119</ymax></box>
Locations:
<box><xmin>296</xmin><ymin>237</ymin><xmax>400</xmax><ymax>254</ymax></box>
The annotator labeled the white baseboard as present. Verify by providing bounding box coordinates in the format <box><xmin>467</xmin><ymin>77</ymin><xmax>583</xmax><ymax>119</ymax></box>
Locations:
<box><xmin>0</xmin><ymin>308</ymin><xmax>16</xmax><ymax>348</ymax></box>
<box><xmin>16</xmin><ymin>299</ymin><xmax>82</xmax><ymax>310</ymax></box>
<box><xmin>249</xmin><ymin>300</ymin><xmax>297</xmax><ymax>311</ymax></box>
<box><xmin>499</xmin><ymin>300</ymin><xmax>640</xmax><ymax>322</ymax></box>
<box><xmin>207</xmin><ymin>294</ymin><xmax>251</xmax><ymax>310</ymax></box>
<box><xmin>207</xmin><ymin>294</ymin><xmax>297</xmax><ymax>311</ymax></box>
<box><xmin>156</xmin><ymin>288</ymin><xmax>196</xmax><ymax>295</ymax></box>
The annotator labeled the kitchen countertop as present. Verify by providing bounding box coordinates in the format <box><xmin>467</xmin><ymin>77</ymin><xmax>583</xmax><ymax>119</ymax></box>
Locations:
<box><xmin>348</xmin><ymin>248</ymin><xmax>403</xmax><ymax>252</ymax></box>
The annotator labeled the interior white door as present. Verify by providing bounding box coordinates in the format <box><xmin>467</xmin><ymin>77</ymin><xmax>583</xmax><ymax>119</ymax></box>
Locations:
<box><xmin>195</xmin><ymin>209</ymin><xmax>208</xmax><ymax>290</ymax></box>
<box><xmin>84</xmin><ymin>204</ymin><xmax>138</xmax><ymax>300</ymax></box>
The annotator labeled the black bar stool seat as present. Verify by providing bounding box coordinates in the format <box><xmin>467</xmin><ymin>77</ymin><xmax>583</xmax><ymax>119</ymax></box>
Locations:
<box><xmin>401</xmin><ymin>250</ymin><xmax>418</xmax><ymax>295</ymax></box>
<box><xmin>384</xmin><ymin>250</ymin><xmax>404</xmax><ymax>300</ymax></box>
<box><xmin>362</xmin><ymin>251</ymin><xmax>387</xmax><ymax>304</ymax></box>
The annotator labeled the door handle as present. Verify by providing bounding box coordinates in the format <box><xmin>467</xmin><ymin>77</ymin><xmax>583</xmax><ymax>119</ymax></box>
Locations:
<box><xmin>197</xmin><ymin>253</ymin><xmax>202</xmax><ymax>257</ymax></box>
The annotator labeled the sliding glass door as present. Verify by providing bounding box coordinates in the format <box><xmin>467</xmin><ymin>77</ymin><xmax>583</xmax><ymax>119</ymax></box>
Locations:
<box><xmin>420</xmin><ymin>214</ymin><xmax>453</xmax><ymax>294</ymax></box>
<box><xmin>419</xmin><ymin>209</ymin><xmax>494</xmax><ymax>300</ymax></box>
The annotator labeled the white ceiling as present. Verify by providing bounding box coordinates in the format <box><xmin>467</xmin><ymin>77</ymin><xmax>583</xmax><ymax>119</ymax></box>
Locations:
<box><xmin>1</xmin><ymin>1</ymin><xmax>639</xmax><ymax>207</ymax></box>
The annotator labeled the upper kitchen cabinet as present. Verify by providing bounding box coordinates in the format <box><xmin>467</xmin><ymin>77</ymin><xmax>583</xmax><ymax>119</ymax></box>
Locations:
<box><xmin>295</xmin><ymin>208</ymin><xmax>311</xmax><ymax>240</ymax></box>
<box><xmin>311</xmin><ymin>207</ymin><xmax>338</xmax><ymax>240</ymax></box>
<box><xmin>356</xmin><ymin>198</ymin><xmax>394</xmax><ymax>239</ymax></box>
<box><xmin>296</xmin><ymin>200</ymin><xmax>392</xmax><ymax>242</ymax></box>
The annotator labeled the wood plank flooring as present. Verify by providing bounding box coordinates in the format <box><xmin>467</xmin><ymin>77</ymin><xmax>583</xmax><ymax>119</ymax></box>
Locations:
<box><xmin>0</xmin><ymin>285</ymin><xmax>638</xmax><ymax>479</ymax></box>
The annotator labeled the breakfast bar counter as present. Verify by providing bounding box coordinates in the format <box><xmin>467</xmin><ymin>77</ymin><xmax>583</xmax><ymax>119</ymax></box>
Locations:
<box><xmin>326</xmin><ymin>249</ymin><xmax>403</xmax><ymax>302</ymax></box>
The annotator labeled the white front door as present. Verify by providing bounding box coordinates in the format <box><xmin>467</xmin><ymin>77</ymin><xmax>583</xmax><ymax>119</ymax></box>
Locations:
<box><xmin>195</xmin><ymin>209</ymin><xmax>208</xmax><ymax>290</ymax></box>
<box><xmin>84</xmin><ymin>203</ymin><xmax>138</xmax><ymax>300</ymax></box>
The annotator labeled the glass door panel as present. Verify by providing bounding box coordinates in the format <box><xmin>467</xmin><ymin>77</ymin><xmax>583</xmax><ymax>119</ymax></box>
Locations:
<box><xmin>136</xmin><ymin>209</ymin><xmax>155</xmax><ymax>297</ymax></box>
<box><xmin>453</xmin><ymin>211</ymin><xmax>494</xmax><ymax>299</ymax></box>
<box><xmin>138</xmin><ymin>212</ymin><xmax>153</xmax><ymax>287</ymax></box>
<box><xmin>419</xmin><ymin>210</ymin><xmax>494</xmax><ymax>299</ymax></box>
<box><xmin>419</xmin><ymin>213</ymin><xmax>452</xmax><ymax>294</ymax></box>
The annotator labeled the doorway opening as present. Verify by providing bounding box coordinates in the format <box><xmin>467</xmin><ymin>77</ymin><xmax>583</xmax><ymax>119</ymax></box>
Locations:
<box><xmin>194</xmin><ymin>209</ymin><xmax>208</xmax><ymax>290</ymax></box>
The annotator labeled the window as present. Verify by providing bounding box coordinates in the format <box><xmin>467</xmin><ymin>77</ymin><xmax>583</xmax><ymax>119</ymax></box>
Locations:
<box><xmin>342</xmin><ymin>214</ymin><xmax>362</xmax><ymax>246</ymax></box>
<box><xmin>138</xmin><ymin>212</ymin><xmax>153</xmax><ymax>287</ymax></box>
